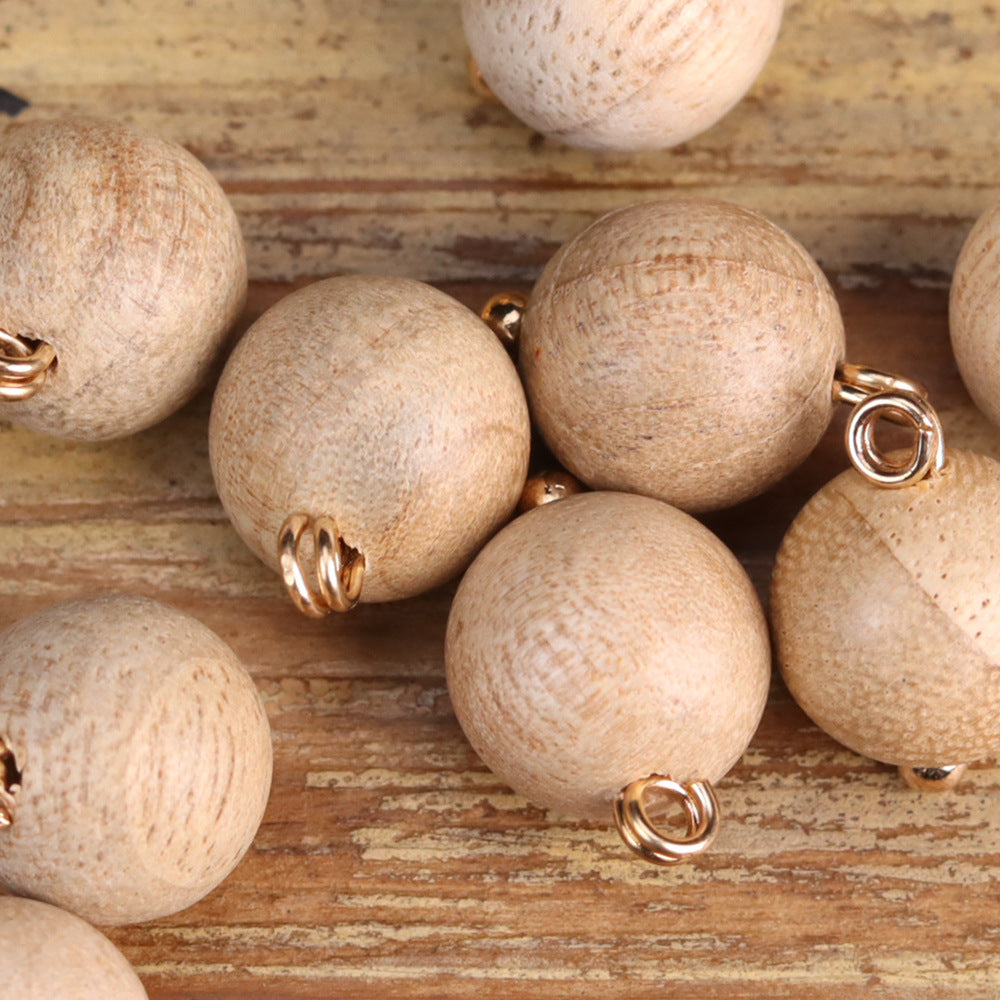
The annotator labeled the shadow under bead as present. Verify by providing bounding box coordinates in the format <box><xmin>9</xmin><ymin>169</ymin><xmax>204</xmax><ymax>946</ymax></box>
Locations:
<box><xmin>0</xmin><ymin>897</ymin><xmax>148</xmax><ymax>999</ymax></box>
<box><xmin>0</xmin><ymin>594</ymin><xmax>273</xmax><ymax>925</ymax></box>
<box><xmin>520</xmin><ymin>197</ymin><xmax>845</xmax><ymax>513</ymax></box>
<box><xmin>209</xmin><ymin>274</ymin><xmax>531</xmax><ymax>607</ymax></box>
<box><xmin>0</xmin><ymin>116</ymin><xmax>246</xmax><ymax>440</ymax></box>
<box><xmin>462</xmin><ymin>0</ymin><xmax>785</xmax><ymax>152</ymax></box>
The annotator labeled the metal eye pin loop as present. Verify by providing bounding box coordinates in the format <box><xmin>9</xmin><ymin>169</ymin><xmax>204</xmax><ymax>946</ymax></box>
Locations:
<box><xmin>278</xmin><ymin>514</ymin><xmax>366</xmax><ymax>618</ymax></box>
<box><xmin>0</xmin><ymin>329</ymin><xmax>57</xmax><ymax>401</ymax></box>
<box><xmin>613</xmin><ymin>775</ymin><xmax>720</xmax><ymax>866</ymax></box>
<box><xmin>834</xmin><ymin>362</ymin><xmax>946</xmax><ymax>489</ymax></box>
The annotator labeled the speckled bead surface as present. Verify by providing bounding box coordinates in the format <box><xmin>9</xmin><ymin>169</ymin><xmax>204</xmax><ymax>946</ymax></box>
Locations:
<box><xmin>209</xmin><ymin>274</ymin><xmax>531</xmax><ymax>604</ymax></box>
<box><xmin>521</xmin><ymin>198</ymin><xmax>844</xmax><ymax>513</ymax></box>
<box><xmin>0</xmin><ymin>594</ymin><xmax>273</xmax><ymax>925</ymax></box>
<box><xmin>951</xmin><ymin>199</ymin><xmax>1000</xmax><ymax>430</ymax></box>
<box><xmin>772</xmin><ymin>449</ymin><xmax>1000</xmax><ymax>767</ymax></box>
<box><xmin>0</xmin><ymin>897</ymin><xmax>148</xmax><ymax>999</ymax></box>
<box><xmin>462</xmin><ymin>0</ymin><xmax>785</xmax><ymax>152</ymax></box>
<box><xmin>0</xmin><ymin>116</ymin><xmax>246</xmax><ymax>440</ymax></box>
<box><xmin>445</xmin><ymin>491</ymin><xmax>771</xmax><ymax>821</ymax></box>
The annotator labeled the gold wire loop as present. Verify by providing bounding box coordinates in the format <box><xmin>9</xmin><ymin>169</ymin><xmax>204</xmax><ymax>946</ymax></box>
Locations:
<box><xmin>467</xmin><ymin>54</ymin><xmax>500</xmax><ymax>103</ymax></box>
<box><xmin>278</xmin><ymin>514</ymin><xmax>366</xmax><ymax>618</ymax></box>
<box><xmin>833</xmin><ymin>363</ymin><xmax>928</xmax><ymax>409</ymax></box>
<box><xmin>0</xmin><ymin>330</ymin><xmax>57</xmax><ymax>401</ymax></box>
<box><xmin>899</xmin><ymin>763</ymin><xmax>967</xmax><ymax>793</ymax></box>
<box><xmin>834</xmin><ymin>362</ymin><xmax>946</xmax><ymax>488</ymax></box>
<box><xmin>0</xmin><ymin>739</ymin><xmax>20</xmax><ymax>830</ymax></box>
<box><xmin>846</xmin><ymin>391</ymin><xmax>946</xmax><ymax>488</ymax></box>
<box><xmin>480</xmin><ymin>292</ymin><xmax>527</xmax><ymax>355</ymax></box>
<box><xmin>613</xmin><ymin>775</ymin><xmax>720</xmax><ymax>866</ymax></box>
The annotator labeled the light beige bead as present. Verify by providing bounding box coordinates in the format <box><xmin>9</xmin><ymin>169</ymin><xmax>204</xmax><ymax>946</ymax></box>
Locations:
<box><xmin>951</xmin><ymin>199</ymin><xmax>1000</xmax><ymax>429</ymax></box>
<box><xmin>0</xmin><ymin>594</ymin><xmax>273</xmax><ymax>925</ymax></box>
<box><xmin>445</xmin><ymin>491</ymin><xmax>771</xmax><ymax>821</ymax></box>
<box><xmin>0</xmin><ymin>897</ymin><xmax>148</xmax><ymax>999</ymax></box>
<box><xmin>209</xmin><ymin>274</ymin><xmax>531</xmax><ymax>604</ymax></box>
<box><xmin>772</xmin><ymin>449</ymin><xmax>1000</xmax><ymax>767</ymax></box>
<box><xmin>462</xmin><ymin>0</ymin><xmax>785</xmax><ymax>152</ymax></box>
<box><xmin>0</xmin><ymin>116</ymin><xmax>246</xmax><ymax>440</ymax></box>
<box><xmin>521</xmin><ymin>198</ymin><xmax>844</xmax><ymax>513</ymax></box>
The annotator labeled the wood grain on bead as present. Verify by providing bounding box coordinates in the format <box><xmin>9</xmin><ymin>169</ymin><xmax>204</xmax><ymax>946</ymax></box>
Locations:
<box><xmin>0</xmin><ymin>117</ymin><xmax>246</xmax><ymax>440</ymax></box>
<box><xmin>209</xmin><ymin>274</ymin><xmax>531</xmax><ymax>604</ymax></box>
<box><xmin>462</xmin><ymin>0</ymin><xmax>784</xmax><ymax>152</ymax></box>
<box><xmin>772</xmin><ymin>449</ymin><xmax>1000</xmax><ymax>768</ymax></box>
<box><xmin>0</xmin><ymin>897</ymin><xmax>148</xmax><ymax>999</ymax></box>
<box><xmin>951</xmin><ymin>199</ymin><xmax>1000</xmax><ymax>430</ymax></box>
<box><xmin>445</xmin><ymin>491</ymin><xmax>771</xmax><ymax>821</ymax></box>
<box><xmin>521</xmin><ymin>198</ymin><xmax>845</xmax><ymax>513</ymax></box>
<box><xmin>0</xmin><ymin>594</ymin><xmax>272</xmax><ymax>925</ymax></box>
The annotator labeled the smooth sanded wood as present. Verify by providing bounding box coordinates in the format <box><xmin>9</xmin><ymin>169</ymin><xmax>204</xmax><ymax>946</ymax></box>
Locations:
<box><xmin>0</xmin><ymin>897</ymin><xmax>149</xmax><ymax>999</ymax></box>
<box><xmin>771</xmin><ymin>448</ymin><xmax>1000</xmax><ymax>768</ymax></box>
<box><xmin>445</xmin><ymin>491</ymin><xmax>771</xmax><ymax>820</ymax></box>
<box><xmin>522</xmin><ymin>198</ymin><xmax>845</xmax><ymax>513</ymax></box>
<box><xmin>209</xmin><ymin>274</ymin><xmax>530</xmax><ymax>604</ymax></box>
<box><xmin>0</xmin><ymin>117</ymin><xmax>246</xmax><ymax>441</ymax></box>
<box><xmin>462</xmin><ymin>0</ymin><xmax>784</xmax><ymax>152</ymax></box>
<box><xmin>0</xmin><ymin>594</ymin><xmax>273</xmax><ymax>925</ymax></box>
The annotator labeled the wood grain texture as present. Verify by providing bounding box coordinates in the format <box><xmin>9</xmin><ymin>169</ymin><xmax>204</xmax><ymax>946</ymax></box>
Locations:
<box><xmin>3</xmin><ymin>1</ymin><xmax>1000</xmax><ymax>997</ymax></box>
<box><xmin>461</xmin><ymin>0</ymin><xmax>784</xmax><ymax>151</ymax></box>
<box><xmin>446</xmin><ymin>491</ymin><xmax>770</xmax><ymax>819</ymax></box>
<box><xmin>521</xmin><ymin>197</ymin><xmax>845</xmax><ymax>512</ymax></box>
<box><xmin>0</xmin><ymin>595</ymin><xmax>273</xmax><ymax>926</ymax></box>
<box><xmin>0</xmin><ymin>116</ymin><xmax>246</xmax><ymax>440</ymax></box>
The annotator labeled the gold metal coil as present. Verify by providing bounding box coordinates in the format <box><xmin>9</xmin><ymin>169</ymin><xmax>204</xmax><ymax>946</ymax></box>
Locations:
<box><xmin>613</xmin><ymin>774</ymin><xmax>719</xmax><ymax>866</ymax></box>
<box><xmin>480</xmin><ymin>292</ymin><xmax>527</xmax><ymax>355</ymax></box>
<box><xmin>278</xmin><ymin>514</ymin><xmax>366</xmax><ymax>617</ymax></box>
<box><xmin>834</xmin><ymin>362</ymin><xmax>946</xmax><ymax>488</ymax></box>
<box><xmin>0</xmin><ymin>329</ymin><xmax>57</xmax><ymax>401</ymax></box>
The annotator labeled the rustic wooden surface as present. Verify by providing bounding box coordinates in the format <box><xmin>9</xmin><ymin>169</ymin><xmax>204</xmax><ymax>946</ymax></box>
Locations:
<box><xmin>4</xmin><ymin>1</ymin><xmax>1000</xmax><ymax>996</ymax></box>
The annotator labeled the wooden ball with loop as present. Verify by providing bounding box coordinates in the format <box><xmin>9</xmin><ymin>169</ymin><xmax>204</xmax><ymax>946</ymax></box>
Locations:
<box><xmin>0</xmin><ymin>116</ymin><xmax>246</xmax><ymax>440</ymax></box>
<box><xmin>210</xmin><ymin>274</ymin><xmax>531</xmax><ymax>615</ymax></box>
<box><xmin>772</xmin><ymin>365</ymin><xmax>1000</xmax><ymax>789</ymax></box>
<box><xmin>445</xmin><ymin>487</ymin><xmax>771</xmax><ymax>865</ymax></box>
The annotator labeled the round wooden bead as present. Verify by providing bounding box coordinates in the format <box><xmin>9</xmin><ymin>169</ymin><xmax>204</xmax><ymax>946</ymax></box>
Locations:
<box><xmin>521</xmin><ymin>198</ymin><xmax>845</xmax><ymax>513</ymax></box>
<box><xmin>462</xmin><ymin>0</ymin><xmax>785</xmax><ymax>152</ymax></box>
<box><xmin>0</xmin><ymin>594</ymin><xmax>273</xmax><ymax>925</ymax></box>
<box><xmin>0</xmin><ymin>116</ymin><xmax>246</xmax><ymax>440</ymax></box>
<box><xmin>771</xmin><ymin>449</ymin><xmax>1000</xmax><ymax>767</ymax></box>
<box><xmin>0</xmin><ymin>897</ymin><xmax>148</xmax><ymax>999</ymax></box>
<box><xmin>951</xmin><ymin>199</ymin><xmax>1000</xmax><ymax>429</ymax></box>
<box><xmin>210</xmin><ymin>274</ymin><xmax>531</xmax><ymax>604</ymax></box>
<box><xmin>445</xmin><ymin>491</ymin><xmax>771</xmax><ymax>820</ymax></box>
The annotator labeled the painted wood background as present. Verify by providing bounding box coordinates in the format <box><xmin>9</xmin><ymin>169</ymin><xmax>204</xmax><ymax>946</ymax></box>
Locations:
<box><xmin>3</xmin><ymin>1</ymin><xmax>1000</xmax><ymax>996</ymax></box>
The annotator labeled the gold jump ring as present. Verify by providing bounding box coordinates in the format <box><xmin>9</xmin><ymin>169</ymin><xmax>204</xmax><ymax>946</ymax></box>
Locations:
<box><xmin>613</xmin><ymin>775</ymin><xmax>719</xmax><ymax>866</ymax></box>
<box><xmin>278</xmin><ymin>514</ymin><xmax>366</xmax><ymax>618</ymax></box>
<box><xmin>0</xmin><ymin>329</ymin><xmax>57</xmax><ymax>401</ymax></box>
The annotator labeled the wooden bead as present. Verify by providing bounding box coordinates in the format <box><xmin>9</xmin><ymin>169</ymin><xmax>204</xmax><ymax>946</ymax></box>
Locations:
<box><xmin>210</xmin><ymin>274</ymin><xmax>531</xmax><ymax>604</ymax></box>
<box><xmin>0</xmin><ymin>116</ymin><xmax>246</xmax><ymax>440</ymax></box>
<box><xmin>462</xmin><ymin>0</ymin><xmax>785</xmax><ymax>152</ymax></box>
<box><xmin>951</xmin><ymin>199</ymin><xmax>1000</xmax><ymax>429</ymax></box>
<box><xmin>771</xmin><ymin>449</ymin><xmax>1000</xmax><ymax>767</ymax></box>
<box><xmin>445</xmin><ymin>491</ymin><xmax>771</xmax><ymax>821</ymax></box>
<box><xmin>521</xmin><ymin>198</ymin><xmax>844</xmax><ymax>513</ymax></box>
<box><xmin>0</xmin><ymin>897</ymin><xmax>147</xmax><ymax>999</ymax></box>
<box><xmin>0</xmin><ymin>594</ymin><xmax>272</xmax><ymax>925</ymax></box>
